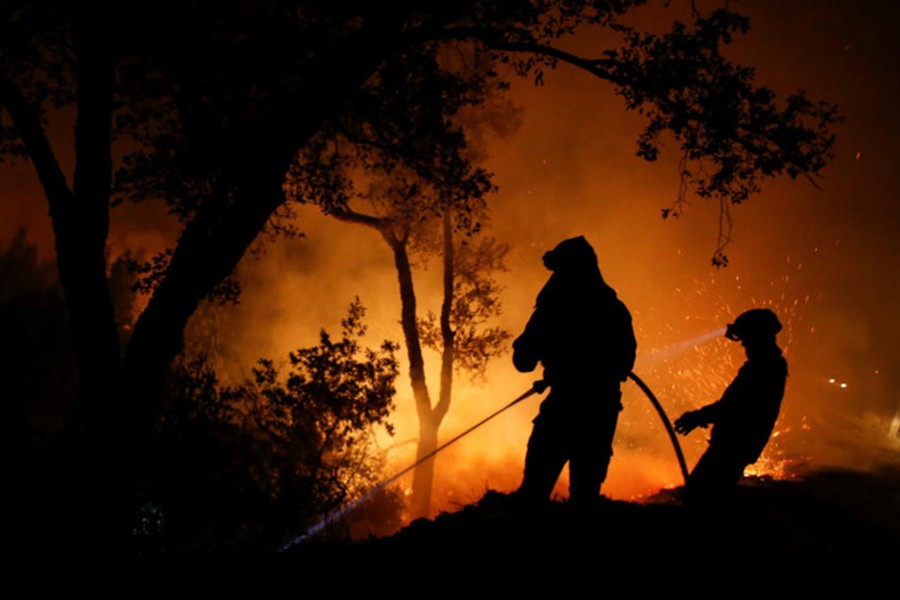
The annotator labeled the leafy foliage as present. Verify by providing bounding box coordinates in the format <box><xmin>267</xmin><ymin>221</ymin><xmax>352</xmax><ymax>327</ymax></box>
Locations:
<box><xmin>3</xmin><ymin>2</ymin><xmax>841</xmax><ymax>276</ymax></box>
<box><xmin>0</xmin><ymin>1</ymin><xmax>74</xmax><ymax>163</ymax></box>
<box><xmin>600</xmin><ymin>9</ymin><xmax>842</xmax><ymax>263</ymax></box>
<box><xmin>419</xmin><ymin>233</ymin><xmax>511</xmax><ymax>380</ymax></box>
<box><xmin>153</xmin><ymin>300</ymin><xmax>401</xmax><ymax>550</ymax></box>
<box><xmin>287</xmin><ymin>43</ymin><xmax>501</xmax><ymax>236</ymax></box>
<box><xmin>125</xmin><ymin>248</ymin><xmax>242</xmax><ymax>305</ymax></box>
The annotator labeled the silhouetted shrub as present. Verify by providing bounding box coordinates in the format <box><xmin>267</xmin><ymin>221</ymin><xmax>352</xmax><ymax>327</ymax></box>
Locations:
<box><xmin>149</xmin><ymin>299</ymin><xmax>403</xmax><ymax>552</ymax></box>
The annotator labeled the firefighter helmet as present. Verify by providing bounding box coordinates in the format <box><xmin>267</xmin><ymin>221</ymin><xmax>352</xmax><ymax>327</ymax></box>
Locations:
<box><xmin>725</xmin><ymin>309</ymin><xmax>782</xmax><ymax>342</ymax></box>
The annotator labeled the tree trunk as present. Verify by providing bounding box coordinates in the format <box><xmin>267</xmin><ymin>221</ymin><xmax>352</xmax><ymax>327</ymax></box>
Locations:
<box><xmin>437</xmin><ymin>212</ymin><xmax>454</xmax><ymax>423</ymax></box>
<box><xmin>384</xmin><ymin>216</ymin><xmax>457</xmax><ymax>520</ymax></box>
<box><xmin>64</xmin><ymin>19</ymin><xmax>133</xmax><ymax>551</ymax></box>
<box><xmin>411</xmin><ymin>214</ymin><xmax>456</xmax><ymax>519</ymax></box>
<box><xmin>124</xmin><ymin>149</ymin><xmax>292</xmax><ymax>451</ymax></box>
<box><xmin>410</xmin><ymin>412</ymin><xmax>440</xmax><ymax>519</ymax></box>
<box><xmin>0</xmin><ymin>20</ymin><xmax>121</xmax><ymax>434</ymax></box>
<box><xmin>386</xmin><ymin>233</ymin><xmax>440</xmax><ymax>519</ymax></box>
<box><xmin>2</xmin><ymin>6</ymin><xmax>464</xmax><ymax>551</ymax></box>
<box><xmin>0</xmin><ymin>20</ymin><xmax>127</xmax><ymax>550</ymax></box>
<box><xmin>120</xmin><ymin>20</ymin><xmax>404</xmax><ymax>433</ymax></box>
<box><xmin>67</xmin><ymin>18</ymin><xmax>121</xmax><ymax>426</ymax></box>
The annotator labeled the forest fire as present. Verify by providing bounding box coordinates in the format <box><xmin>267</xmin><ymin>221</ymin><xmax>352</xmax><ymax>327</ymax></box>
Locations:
<box><xmin>2</xmin><ymin>1</ymin><xmax>897</xmax><ymax>558</ymax></box>
<box><xmin>315</xmin><ymin>291</ymin><xmax>802</xmax><ymax>528</ymax></box>
<box><xmin>342</xmin><ymin>257</ymin><xmax>889</xmax><ymax>528</ymax></box>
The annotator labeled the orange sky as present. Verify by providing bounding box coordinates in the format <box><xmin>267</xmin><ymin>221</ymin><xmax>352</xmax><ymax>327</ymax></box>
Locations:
<box><xmin>2</xmin><ymin>1</ymin><xmax>898</xmax><ymax>518</ymax></box>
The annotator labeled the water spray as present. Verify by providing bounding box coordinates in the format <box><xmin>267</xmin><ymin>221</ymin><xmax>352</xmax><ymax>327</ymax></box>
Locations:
<box><xmin>636</xmin><ymin>327</ymin><xmax>726</xmax><ymax>367</ymax></box>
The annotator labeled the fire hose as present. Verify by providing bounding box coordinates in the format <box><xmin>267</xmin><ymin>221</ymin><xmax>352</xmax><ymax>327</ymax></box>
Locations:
<box><xmin>626</xmin><ymin>372</ymin><xmax>690</xmax><ymax>484</ymax></box>
<box><xmin>280</xmin><ymin>371</ymin><xmax>686</xmax><ymax>551</ymax></box>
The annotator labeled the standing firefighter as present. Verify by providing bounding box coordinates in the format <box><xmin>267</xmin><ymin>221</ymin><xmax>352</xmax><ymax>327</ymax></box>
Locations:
<box><xmin>674</xmin><ymin>309</ymin><xmax>788</xmax><ymax>503</ymax></box>
<box><xmin>513</xmin><ymin>236</ymin><xmax>636</xmax><ymax>505</ymax></box>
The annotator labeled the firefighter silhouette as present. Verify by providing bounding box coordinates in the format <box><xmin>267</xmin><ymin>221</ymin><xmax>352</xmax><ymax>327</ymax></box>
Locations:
<box><xmin>674</xmin><ymin>309</ymin><xmax>788</xmax><ymax>502</ymax></box>
<box><xmin>513</xmin><ymin>236</ymin><xmax>636</xmax><ymax>505</ymax></box>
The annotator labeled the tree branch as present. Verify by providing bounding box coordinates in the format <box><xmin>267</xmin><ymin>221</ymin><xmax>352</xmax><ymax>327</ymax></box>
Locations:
<box><xmin>0</xmin><ymin>71</ymin><xmax>73</xmax><ymax>211</ymax></box>
<box><xmin>420</xmin><ymin>26</ymin><xmax>618</xmax><ymax>82</ymax></box>
<box><xmin>329</xmin><ymin>206</ymin><xmax>388</xmax><ymax>230</ymax></box>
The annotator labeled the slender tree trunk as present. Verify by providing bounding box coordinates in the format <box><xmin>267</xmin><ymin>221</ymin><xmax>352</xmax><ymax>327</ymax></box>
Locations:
<box><xmin>412</xmin><ymin>413</ymin><xmax>440</xmax><ymax>518</ymax></box>
<box><xmin>384</xmin><ymin>216</ymin><xmax>457</xmax><ymax>520</ymax></box>
<box><xmin>415</xmin><ymin>213</ymin><xmax>456</xmax><ymax>519</ymax></box>
<box><xmin>384</xmin><ymin>233</ymin><xmax>438</xmax><ymax>518</ymax></box>
<box><xmin>330</xmin><ymin>212</ymin><xmax>450</xmax><ymax>518</ymax></box>
<box><xmin>437</xmin><ymin>213</ymin><xmax>455</xmax><ymax>421</ymax></box>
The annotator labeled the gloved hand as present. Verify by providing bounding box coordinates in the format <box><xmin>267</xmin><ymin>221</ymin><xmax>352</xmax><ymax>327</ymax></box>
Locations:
<box><xmin>674</xmin><ymin>410</ymin><xmax>703</xmax><ymax>435</ymax></box>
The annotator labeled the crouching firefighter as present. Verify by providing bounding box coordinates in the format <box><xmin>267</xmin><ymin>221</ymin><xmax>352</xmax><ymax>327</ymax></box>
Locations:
<box><xmin>674</xmin><ymin>309</ymin><xmax>788</xmax><ymax>504</ymax></box>
<box><xmin>513</xmin><ymin>236</ymin><xmax>636</xmax><ymax>506</ymax></box>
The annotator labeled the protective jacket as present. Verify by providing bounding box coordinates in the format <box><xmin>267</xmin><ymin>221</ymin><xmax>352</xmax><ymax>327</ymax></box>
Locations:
<box><xmin>513</xmin><ymin>236</ymin><xmax>636</xmax><ymax>504</ymax></box>
<box><xmin>513</xmin><ymin>243</ymin><xmax>636</xmax><ymax>390</ymax></box>
<box><xmin>694</xmin><ymin>345</ymin><xmax>787</xmax><ymax>465</ymax></box>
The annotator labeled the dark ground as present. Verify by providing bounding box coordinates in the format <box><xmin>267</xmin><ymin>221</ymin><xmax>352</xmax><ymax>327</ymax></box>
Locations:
<box><xmin>67</xmin><ymin>464</ymin><xmax>895</xmax><ymax>593</ymax></box>
<box><xmin>284</xmin><ymin>465</ymin><xmax>899</xmax><ymax>585</ymax></box>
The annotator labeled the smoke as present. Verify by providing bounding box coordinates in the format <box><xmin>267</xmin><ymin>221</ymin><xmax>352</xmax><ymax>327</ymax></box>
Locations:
<box><xmin>1</xmin><ymin>2</ymin><xmax>897</xmax><ymax>526</ymax></box>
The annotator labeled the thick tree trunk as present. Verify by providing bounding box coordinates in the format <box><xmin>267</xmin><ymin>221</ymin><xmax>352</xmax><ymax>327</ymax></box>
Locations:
<box><xmin>0</xmin><ymin>21</ymin><xmax>125</xmax><ymax>551</ymax></box>
<box><xmin>64</xmin><ymin>20</ymin><xmax>130</xmax><ymax>551</ymax></box>
<box><xmin>124</xmin><ymin>149</ymin><xmax>291</xmax><ymax>445</ymax></box>
<box><xmin>67</xmin><ymin>19</ymin><xmax>120</xmax><ymax>427</ymax></box>
<box><xmin>2</xmin><ymin>4</ymin><xmax>470</xmax><ymax>552</ymax></box>
<box><xmin>0</xmin><ymin>25</ymin><xmax>120</xmax><ymax>428</ymax></box>
<box><xmin>120</xmin><ymin>18</ymin><xmax>406</xmax><ymax>434</ymax></box>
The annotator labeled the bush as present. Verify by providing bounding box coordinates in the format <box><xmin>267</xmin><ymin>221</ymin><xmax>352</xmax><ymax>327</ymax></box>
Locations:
<box><xmin>150</xmin><ymin>299</ymin><xmax>402</xmax><ymax>552</ymax></box>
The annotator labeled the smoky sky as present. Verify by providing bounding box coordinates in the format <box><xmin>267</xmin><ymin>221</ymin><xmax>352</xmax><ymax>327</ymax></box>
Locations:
<box><xmin>2</xmin><ymin>1</ymin><xmax>898</xmax><ymax>514</ymax></box>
